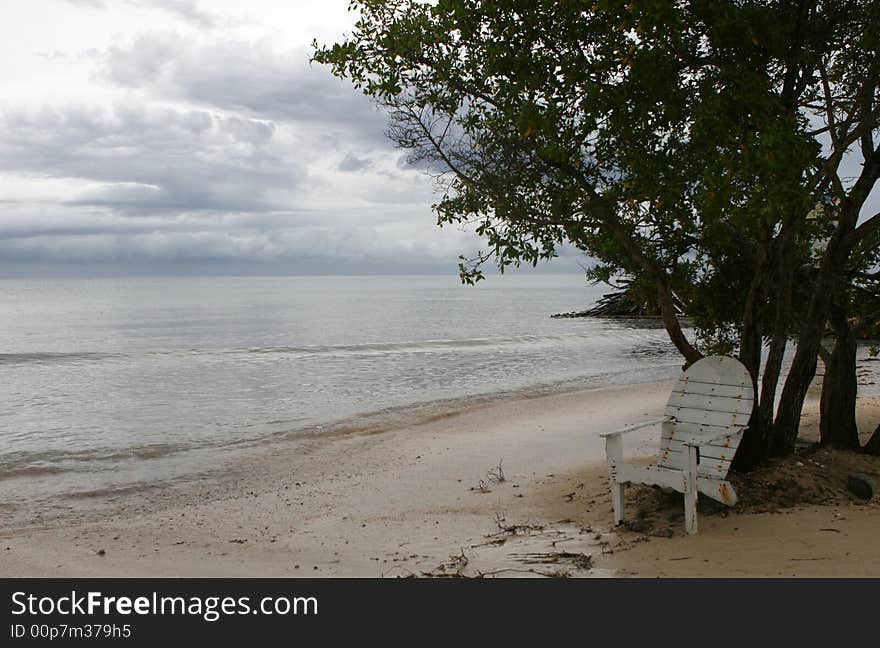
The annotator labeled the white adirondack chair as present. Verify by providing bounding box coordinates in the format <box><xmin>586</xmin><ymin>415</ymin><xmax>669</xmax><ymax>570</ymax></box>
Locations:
<box><xmin>600</xmin><ymin>355</ymin><xmax>754</xmax><ymax>534</ymax></box>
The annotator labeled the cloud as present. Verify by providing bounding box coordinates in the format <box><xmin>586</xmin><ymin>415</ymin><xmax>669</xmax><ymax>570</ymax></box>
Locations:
<box><xmin>62</xmin><ymin>0</ymin><xmax>219</xmax><ymax>28</ymax></box>
<box><xmin>98</xmin><ymin>33</ymin><xmax>387</xmax><ymax>136</ymax></box>
<box><xmin>338</xmin><ymin>154</ymin><xmax>373</xmax><ymax>172</ymax></box>
<box><xmin>0</xmin><ymin>102</ymin><xmax>299</xmax><ymax>214</ymax></box>
<box><xmin>142</xmin><ymin>0</ymin><xmax>218</xmax><ymax>28</ymax></box>
<box><xmin>0</xmin><ymin>199</ymin><xmax>479</xmax><ymax>267</ymax></box>
<box><xmin>62</xmin><ymin>0</ymin><xmax>107</xmax><ymax>7</ymax></box>
<box><xmin>0</xmin><ymin>9</ymin><xmax>493</xmax><ymax>274</ymax></box>
<box><xmin>0</xmin><ymin>93</ymin><xmax>468</xmax><ymax>268</ymax></box>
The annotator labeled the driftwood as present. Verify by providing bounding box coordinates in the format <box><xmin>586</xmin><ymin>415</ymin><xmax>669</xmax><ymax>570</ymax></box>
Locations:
<box><xmin>551</xmin><ymin>287</ymin><xmax>685</xmax><ymax>319</ymax></box>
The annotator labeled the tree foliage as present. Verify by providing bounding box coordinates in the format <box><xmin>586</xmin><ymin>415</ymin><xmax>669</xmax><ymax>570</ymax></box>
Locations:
<box><xmin>315</xmin><ymin>0</ymin><xmax>880</xmax><ymax>467</ymax></box>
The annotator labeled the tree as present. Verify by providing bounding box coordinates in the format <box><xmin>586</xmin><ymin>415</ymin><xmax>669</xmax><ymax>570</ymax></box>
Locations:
<box><xmin>769</xmin><ymin>2</ymin><xmax>880</xmax><ymax>455</ymax></box>
<box><xmin>314</xmin><ymin>0</ymin><xmax>880</xmax><ymax>468</ymax></box>
<box><xmin>819</xmin><ymin>248</ymin><xmax>880</xmax><ymax>449</ymax></box>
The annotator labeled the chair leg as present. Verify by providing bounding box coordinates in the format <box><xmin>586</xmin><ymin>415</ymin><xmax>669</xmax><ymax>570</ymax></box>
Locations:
<box><xmin>611</xmin><ymin>481</ymin><xmax>625</xmax><ymax>525</ymax></box>
<box><xmin>684</xmin><ymin>488</ymin><xmax>697</xmax><ymax>534</ymax></box>
<box><xmin>684</xmin><ymin>444</ymin><xmax>698</xmax><ymax>534</ymax></box>
<box><xmin>605</xmin><ymin>435</ymin><xmax>625</xmax><ymax>525</ymax></box>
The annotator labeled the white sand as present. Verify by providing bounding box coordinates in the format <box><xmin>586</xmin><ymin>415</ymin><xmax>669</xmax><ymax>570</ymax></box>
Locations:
<box><xmin>1</xmin><ymin>381</ymin><xmax>878</xmax><ymax>577</ymax></box>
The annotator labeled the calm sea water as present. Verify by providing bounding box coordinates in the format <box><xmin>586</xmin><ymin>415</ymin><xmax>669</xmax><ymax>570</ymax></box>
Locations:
<box><xmin>0</xmin><ymin>274</ymin><xmax>687</xmax><ymax>507</ymax></box>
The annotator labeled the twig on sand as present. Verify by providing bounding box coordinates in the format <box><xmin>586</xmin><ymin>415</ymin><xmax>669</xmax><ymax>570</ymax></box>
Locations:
<box><xmin>551</xmin><ymin>537</ymin><xmax>578</xmax><ymax>547</ymax></box>
<box><xmin>470</xmin><ymin>537</ymin><xmax>508</xmax><ymax>548</ymax></box>
<box><xmin>468</xmin><ymin>459</ymin><xmax>507</xmax><ymax>493</ymax></box>
<box><xmin>475</xmin><ymin>568</ymin><xmax>571</xmax><ymax>578</ymax></box>
<box><xmin>512</xmin><ymin>551</ymin><xmax>593</xmax><ymax>570</ymax></box>
<box><xmin>487</xmin><ymin>459</ymin><xmax>506</xmax><ymax>484</ymax></box>
<box><xmin>469</xmin><ymin>479</ymin><xmax>492</xmax><ymax>493</ymax></box>
<box><xmin>422</xmin><ymin>548</ymin><xmax>472</xmax><ymax>577</ymax></box>
<box><xmin>421</xmin><ymin>566</ymin><xmax>569</xmax><ymax>578</ymax></box>
<box><xmin>488</xmin><ymin>512</ymin><xmax>545</xmax><ymax>537</ymax></box>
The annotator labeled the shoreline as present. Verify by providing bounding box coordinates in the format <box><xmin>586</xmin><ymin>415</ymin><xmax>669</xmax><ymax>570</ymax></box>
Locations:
<box><xmin>1</xmin><ymin>381</ymin><xmax>878</xmax><ymax>577</ymax></box>
<box><xmin>0</xmin><ymin>362</ymin><xmax>684</xmax><ymax>529</ymax></box>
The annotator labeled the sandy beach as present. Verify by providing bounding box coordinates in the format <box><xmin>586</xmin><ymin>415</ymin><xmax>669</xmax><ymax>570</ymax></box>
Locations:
<box><xmin>2</xmin><ymin>380</ymin><xmax>879</xmax><ymax>578</ymax></box>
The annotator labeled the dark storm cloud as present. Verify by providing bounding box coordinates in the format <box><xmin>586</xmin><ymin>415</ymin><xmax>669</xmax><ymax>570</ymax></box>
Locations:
<box><xmin>99</xmin><ymin>33</ymin><xmax>388</xmax><ymax>142</ymax></box>
<box><xmin>0</xmin><ymin>102</ymin><xmax>300</xmax><ymax>214</ymax></box>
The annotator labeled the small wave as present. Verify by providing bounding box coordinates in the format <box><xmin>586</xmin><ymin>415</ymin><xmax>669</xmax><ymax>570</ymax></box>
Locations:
<box><xmin>0</xmin><ymin>443</ymin><xmax>194</xmax><ymax>481</ymax></box>
<box><xmin>238</xmin><ymin>335</ymin><xmax>579</xmax><ymax>356</ymax></box>
<box><xmin>59</xmin><ymin>481</ymin><xmax>172</xmax><ymax>500</ymax></box>
<box><xmin>0</xmin><ymin>329</ymin><xmax>672</xmax><ymax>366</ymax></box>
<box><xmin>624</xmin><ymin>343</ymin><xmax>681</xmax><ymax>359</ymax></box>
<box><xmin>0</xmin><ymin>464</ymin><xmax>69</xmax><ymax>479</ymax></box>
<box><xmin>0</xmin><ymin>427</ymin><xmax>311</xmax><ymax>482</ymax></box>
<box><xmin>0</xmin><ymin>351</ymin><xmax>124</xmax><ymax>365</ymax></box>
<box><xmin>213</xmin><ymin>331</ymin><xmax>667</xmax><ymax>359</ymax></box>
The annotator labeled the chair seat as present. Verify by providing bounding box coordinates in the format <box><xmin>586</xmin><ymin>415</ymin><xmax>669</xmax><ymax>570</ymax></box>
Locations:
<box><xmin>615</xmin><ymin>461</ymin><xmax>738</xmax><ymax>506</ymax></box>
<box><xmin>614</xmin><ymin>462</ymin><xmax>687</xmax><ymax>492</ymax></box>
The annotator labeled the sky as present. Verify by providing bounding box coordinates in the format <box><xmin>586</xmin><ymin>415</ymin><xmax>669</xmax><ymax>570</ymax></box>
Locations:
<box><xmin>1</xmin><ymin>2</ymin><xmax>874</xmax><ymax>278</ymax></box>
<box><xmin>0</xmin><ymin>0</ymin><xmax>562</xmax><ymax>277</ymax></box>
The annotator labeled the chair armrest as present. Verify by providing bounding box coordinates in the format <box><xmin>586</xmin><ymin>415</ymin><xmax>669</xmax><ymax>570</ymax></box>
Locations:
<box><xmin>600</xmin><ymin>416</ymin><xmax>673</xmax><ymax>439</ymax></box>
<box><xmin>682</xmin><ymin>425</ymin><xmax>748</xmax><ymax>447</ymax></box>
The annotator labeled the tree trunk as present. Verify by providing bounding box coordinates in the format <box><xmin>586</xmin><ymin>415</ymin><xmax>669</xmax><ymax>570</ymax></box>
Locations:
<box><xmin>771</xmin><ymin>320</ymin><xmax>824</xmax><ymax>455</ymax></box>
<box><xmin>734</xmin><ymin>333</ymin><xmax>788</xmax><ymax>471</ymax></box>
<box><xmin>759</xmin><ymin>228</ymin><xmax>795</xmax><ymax>448</ymax></box>
<box><xmin>733</xmin><ymin>300</ymin><xmax>766</xmax><ymax>471</ymax></box>
<box><xmin>733</xmin><ymin>227</ymin><xmax>791</xmax><ymax>471</ymax></box>
<box><xmin>655</xmin><ymin>278</ymin><xmax>702</xmax><ymax>366</ymax></box>
<box><xmin>732</xmin><ymin>271</ymin><xmax>765</xmax><ymax>470</ymax></box>
<box><xmin>819</xmin><ymin>305</ymin><xmax>860</xmax><ymax>448</ymax></box>
<box><xmin>771</xmin><ymin>232</ymin><xmax>849</xmax><ymax>455</ymax></box>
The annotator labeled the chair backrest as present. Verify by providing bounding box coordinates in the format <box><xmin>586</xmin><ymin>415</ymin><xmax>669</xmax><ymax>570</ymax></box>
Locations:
<box><xmin>657</xmin><ymin>356</ymin><xmax>754</xmax><ymax>479</ymax></box>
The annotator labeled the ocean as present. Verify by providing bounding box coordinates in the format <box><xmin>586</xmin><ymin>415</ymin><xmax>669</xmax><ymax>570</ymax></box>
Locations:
<box><xmin>0</xmin><ymin>274</ymin><xmax>693</xmax><ymax>513</ymax></box>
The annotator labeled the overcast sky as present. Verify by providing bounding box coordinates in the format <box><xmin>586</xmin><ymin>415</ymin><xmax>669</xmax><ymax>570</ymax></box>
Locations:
<box><xmin>0</xmin><ymin>0</ymin><xmax>543</xmax><ymax>276</ymax></box>
<box><xmin>2</xmin><ymin>2</ymin><xmax>873</xmax><ymax>278</ymax></box>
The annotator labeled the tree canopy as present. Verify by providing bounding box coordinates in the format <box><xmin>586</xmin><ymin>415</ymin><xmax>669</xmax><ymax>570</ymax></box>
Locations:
<box><xmin>315</xmin><ymin>0</ymin><xmax>880</xmax><ymax>467</ymax></box>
